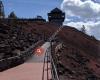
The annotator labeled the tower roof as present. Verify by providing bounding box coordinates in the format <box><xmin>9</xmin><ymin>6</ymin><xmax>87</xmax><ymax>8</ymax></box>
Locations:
<box><xmin>50</xmin><ymin>8</ymin><xmax>63</xmax><ymax>13</ymax></box>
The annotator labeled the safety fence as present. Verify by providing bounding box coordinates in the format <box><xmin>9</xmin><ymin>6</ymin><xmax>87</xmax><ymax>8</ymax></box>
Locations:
<box><xmin>42</xmin><ymin>26</ymin><xmax>64</xmax><ymax>80</ymax></box>
<box><xmin>42</xmin><ymin>43</ymin><xmax>60</xmax><ymax>80</ymax></box>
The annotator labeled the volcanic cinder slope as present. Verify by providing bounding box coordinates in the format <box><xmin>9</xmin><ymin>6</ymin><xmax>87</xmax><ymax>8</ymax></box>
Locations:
<box><xmin>0</xmin><ymin>21</ymin><xmax>100</xmax><ymax>80</ymax></box>
<box><xmin>19</xmin><ymin>22</ymin><xmax>100</xmax><ymax>80</ymax></box>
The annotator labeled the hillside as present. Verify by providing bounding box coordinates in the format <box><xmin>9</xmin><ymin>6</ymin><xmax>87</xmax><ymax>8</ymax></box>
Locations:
<box><xmin>25</xmin><ymin>22</ymin><xmax>100</xmax><ymax>80</ymax></box>
<box><xmin>56</xmin><ymin>26</ymin><xmax>100</xmax><ymax>80</ymax></box>
<box><xmin>17</xmin><ymin>22</ymin><xmax>100</xmax><ymax>79</ymax></box>
<box><xmin>0</xmin><ymin>21</ymin><xmax>100</xmax><ymax>79</ymax></box>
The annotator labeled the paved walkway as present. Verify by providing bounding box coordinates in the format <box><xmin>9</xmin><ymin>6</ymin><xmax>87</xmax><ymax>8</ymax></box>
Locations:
<box><xmin>0</xmin><ymin>42</ymin><xmax>51</xmax><ymax>80</ymax></box>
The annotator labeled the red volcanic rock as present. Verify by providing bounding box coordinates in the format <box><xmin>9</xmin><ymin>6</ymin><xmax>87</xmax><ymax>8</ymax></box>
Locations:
<box><xmin>20</xmin><ymin>22</ymin><xmax>100</xmax><ymax>80</ymax></box>
<box><xmin>0</xmin><ymin>21</ymin><xmax>100</xmax><ymax>80</ymax></box>
<box><xmin>17</xmin><ymin>22</ymin><xmax>100</xmax><ymax>79</ymax></box>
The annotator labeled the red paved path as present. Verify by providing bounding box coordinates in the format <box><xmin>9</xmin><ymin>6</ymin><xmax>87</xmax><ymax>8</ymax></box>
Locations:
<box><xmin>0</xmin><ymin>42</ymin><xmax>51</xmax><ymax>80</ymax></box>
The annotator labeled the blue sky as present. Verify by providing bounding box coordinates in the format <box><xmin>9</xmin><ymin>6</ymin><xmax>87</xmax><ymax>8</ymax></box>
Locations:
<box><xmin>2</xmin><ymin>0</ymin><xmax>62</xmax><ymax>19</ymax></box>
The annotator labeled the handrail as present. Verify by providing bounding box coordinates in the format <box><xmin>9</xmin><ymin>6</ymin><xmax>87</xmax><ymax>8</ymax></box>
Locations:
<box><xmin>42</xmin><ymin>46</ymin><xmax>60</xmax><ymax>80</ymax></box>
<box><xmin>50</xmin><ymin>54</ymin><xmax>60</xmax><ymax>80</ymax></box>
<box><xmin>42</xmin><ymin>48</ymin><xmax>47</xmax><ymax>80</ymax></box>
<box><xmin>42</xmin><ymin>26</ymin><xmax>64</xmax><ymax>80</ymax></box>
<box><xmin>48</xmin><ymin>26</ymin><xmax>64</xmax><ymax>42</ymax></box>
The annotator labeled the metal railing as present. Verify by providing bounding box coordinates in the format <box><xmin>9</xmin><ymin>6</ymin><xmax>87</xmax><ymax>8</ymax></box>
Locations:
<box><xmin>42</xmin><ymin>45</ymin><xmax>60</xmax><ymax>80</ymax></box>
<box><xmin>42</xmin><ymin>26</ymin><xmax>64</xmax><ymax>80</ymax></box>
<box><xmin>48</xmin><ymin>26</ymin><xmax>64</xmax><ymax>42</ymax></box>
<box><xmin>50</xmin><ymin>50</ymin><xmax>60</xmax><ymax>80</ymax></box>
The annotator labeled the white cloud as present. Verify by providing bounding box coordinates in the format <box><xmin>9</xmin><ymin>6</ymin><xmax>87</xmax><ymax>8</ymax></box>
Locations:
<box><xmin>61</xmin><ymin>0</ymin><xmax>100</xmax><ymax>19</ymax></box>
<box><xmin>61</xmin><ymin>0</ymin><xmax>100</xmax><ymax>40</ymax></box>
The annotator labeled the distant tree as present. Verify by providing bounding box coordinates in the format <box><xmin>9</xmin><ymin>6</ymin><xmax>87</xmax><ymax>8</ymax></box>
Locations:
<box><xmin>8</xmin><ymin>11</ymin><xmax>18</xmax><ymax>26</ymax></box>
<box><xmin>8</xmin><ymin>11</ymin><xmax>17</xmax><ymax>19</ymax></box>
<box><xmin>91</xmin><ymin>35</ymin><xmax>96</xmax><ymax>40</ymax></box>
<box><xmin>81</xmin><ymin>25</ymin><xmax>86</xmax><ymax>33</ymax></box>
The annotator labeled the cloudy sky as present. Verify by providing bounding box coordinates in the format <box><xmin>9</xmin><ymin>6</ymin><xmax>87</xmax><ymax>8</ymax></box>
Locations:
<box><xmin>2</xmin><ymin>0</ymin><xmax>100</xmax><ymax>40</ymax></box>
<box><xmin>61</xmin><ymin>0</ymin><xmax>100</xmax><ymax>40</ymax></box>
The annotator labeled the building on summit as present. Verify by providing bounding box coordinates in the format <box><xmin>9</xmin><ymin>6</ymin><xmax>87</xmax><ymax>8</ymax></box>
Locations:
<box><xmin>0</xmin><ymin>1</ymin><xmax>65</xmax><ymax>25</ymax></box>
<box><xmin>48</xmin><ymin>8</ymin><xmax>65</xmax><ymax>26</ymax></box>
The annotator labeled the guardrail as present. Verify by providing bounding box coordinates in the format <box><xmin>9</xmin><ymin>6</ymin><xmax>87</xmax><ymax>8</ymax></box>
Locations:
<box><xmin>0</xmin><ymin>41</ymin><xmax>42</xmax><ymax>72</ymax></box>
<box><xmin>42</xmin><ymin>26</ymin><xmax>64</xmax><ymax>80</ymax></box>
<box><xmin>42</xmin><ymin>43</ymin><xmax>60</xmax><ymax>80</ymax></box>
<box><xmin>50</xmin><ymin>53</ymin><xmax>60</xmax><ymax>80</ymax></box>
